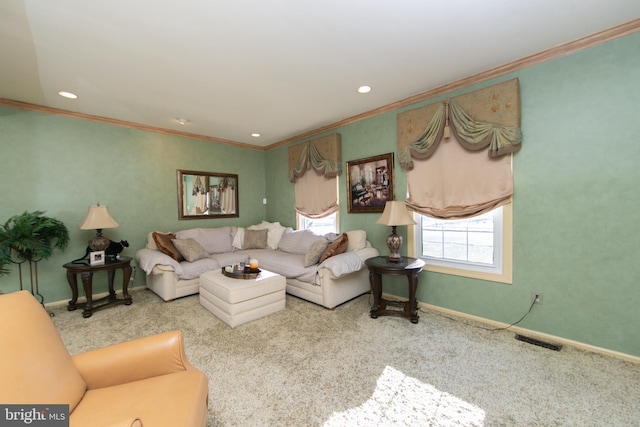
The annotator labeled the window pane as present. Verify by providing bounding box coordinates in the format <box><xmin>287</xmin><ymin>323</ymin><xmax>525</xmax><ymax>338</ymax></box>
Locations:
<box><xmin>299</xmin><ymin>213</ymin><xmax>337</xmax><ymax>235</ymax></box>
<box><xmin>421</xmin><ymin>210</ymin><xmax>496</xmax><ymax>266</ymax></box>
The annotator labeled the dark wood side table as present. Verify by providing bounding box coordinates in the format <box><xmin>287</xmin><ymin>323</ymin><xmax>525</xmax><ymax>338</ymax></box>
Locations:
<box><xmin>365</xmin><ymin>256</ymin><xmax>426</xmax><ymax>324</ymax></box>
<box><xmin>63</xmin><ymin>256</ymin><xmax>133</xmax><ymax>318</ymax></box>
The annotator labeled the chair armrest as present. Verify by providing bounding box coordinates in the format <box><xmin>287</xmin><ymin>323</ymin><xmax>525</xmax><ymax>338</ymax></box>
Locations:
<box><xmin>72</xmin><ymin>330</ymin><xmax>197</xmax><ymax>390</ymax></box>
<box><xmin>102</xmin><ymin>418</ymin><xmax>142</xmax><ymax>427</ymax></box>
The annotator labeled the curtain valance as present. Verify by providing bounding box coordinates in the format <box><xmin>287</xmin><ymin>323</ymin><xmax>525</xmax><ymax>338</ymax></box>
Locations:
<box><xmin>398</xmin><ymin>78</ymin><xmax>521</xmax><ymax>170</ymax></box>
<box><xmin>289</xmin><ymin>134</ymin><xmax>342</xmax><ymax>183</ymax></box>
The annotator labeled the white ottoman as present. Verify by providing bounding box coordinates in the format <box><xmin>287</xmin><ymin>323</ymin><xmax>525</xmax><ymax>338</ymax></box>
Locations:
<box><xmin>199</xmin><ymin>269</ymin><xmax>286</xmax><ymax>328</ymax></box>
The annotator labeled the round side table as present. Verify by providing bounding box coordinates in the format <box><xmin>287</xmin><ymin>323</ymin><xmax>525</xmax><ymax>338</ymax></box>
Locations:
<box><xmin>365</xmin><ymin>256</ymin><xmax>425</xmax><ymax>324</ymax></box>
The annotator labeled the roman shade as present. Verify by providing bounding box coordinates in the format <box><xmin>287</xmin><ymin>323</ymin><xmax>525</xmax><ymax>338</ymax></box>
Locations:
<box><xmin>398</xmin><ymin>79</ymin><xmax>522</xmax><ymax>219</ymax></box>
<box><xmin>289</xmin><ymin>134</ymin><xmax>341</xmax><ymax>217</ymax></box>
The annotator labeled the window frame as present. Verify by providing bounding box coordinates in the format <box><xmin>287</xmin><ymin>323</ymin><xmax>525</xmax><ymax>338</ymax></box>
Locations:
<box><xmin>408</xmin><ymin>203</ymin><xmax>512</xmax><ymax>284</ymax></box>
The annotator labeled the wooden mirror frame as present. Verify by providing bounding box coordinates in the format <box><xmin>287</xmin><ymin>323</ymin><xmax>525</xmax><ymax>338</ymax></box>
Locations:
<box><xmin>177</xmin><ymin>169</ymin><xmax>239</xmax><ymax>220</ymax></box>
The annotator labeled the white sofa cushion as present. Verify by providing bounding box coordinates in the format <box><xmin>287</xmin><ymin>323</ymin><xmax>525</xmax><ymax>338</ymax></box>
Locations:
<box><xmin>278</xmin><ymin>229</ymin><xmax>325</xmax><ymax>255</ymax></box>
<box><xmin>176</xmin><ymin>227</ymin><xmax>234</xmax><ymax>254</ymax></box>
<box><xmin>345</xmin><ymin>230</ymin><xmax>367</xmax><ymax>252</ymax></box>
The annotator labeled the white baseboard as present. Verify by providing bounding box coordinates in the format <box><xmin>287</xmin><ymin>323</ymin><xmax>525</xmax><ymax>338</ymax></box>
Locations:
<box><xmin>381</xmin><ymin>292</ymin><xmax>640</xmax><ymax>365</ymax></box>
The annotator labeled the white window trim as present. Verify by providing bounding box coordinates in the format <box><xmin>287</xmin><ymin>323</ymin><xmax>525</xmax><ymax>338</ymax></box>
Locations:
<box><xmin>407</xmin><ymin>203</ymin><xmax>512</xmax><ymax>284</ymax></box>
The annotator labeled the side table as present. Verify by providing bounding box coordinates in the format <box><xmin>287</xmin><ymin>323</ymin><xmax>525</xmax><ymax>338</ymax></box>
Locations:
<box><xmin>365</xmin><ymin>256</ymin><xmax>426</xmax><ymax>324</ymax></box>
<box><xmin>63</xmin><ymin>256</ymin><xmax>133</xmax><ymax>318</ymax></box>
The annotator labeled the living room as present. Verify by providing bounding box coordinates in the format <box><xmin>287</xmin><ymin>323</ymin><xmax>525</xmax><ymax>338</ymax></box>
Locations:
<box><xmin>1</xmin><ymin>21</ymin><xmax>639</xmax><ymax>359</ymax></box>
<box><xmin>1</xmin><ymin>4</ymin><xmax>640</xmax><ymax>423</ymax></box>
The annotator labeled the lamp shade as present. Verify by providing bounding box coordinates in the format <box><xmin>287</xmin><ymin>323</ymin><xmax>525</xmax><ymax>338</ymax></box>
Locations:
<box><xmin>79</xmin><ymin>204</ymin><xmax>119</xmax><ymax>230</ymax></box>
<box><xmin>376</xmin><ymin>201</ymin><xmax>416</xmax><ymax>226</ymax></box>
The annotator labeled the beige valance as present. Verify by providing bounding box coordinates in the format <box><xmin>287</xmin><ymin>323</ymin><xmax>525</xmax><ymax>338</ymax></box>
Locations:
<box><xmin>289</xmin><ymin>134</ymin><xmax>342</xmax><ymax>183</ymax></box>
<box><xmin>398</xmin><ymin>78</ymin><xmax>521</xmax><ymax>170</ymax></box>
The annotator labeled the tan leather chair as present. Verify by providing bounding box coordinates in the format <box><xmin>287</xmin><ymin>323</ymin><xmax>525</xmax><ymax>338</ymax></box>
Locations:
<box><xmin>0</xmin><ymin>290</ymin><xmax>209</xmax><ymax>426</ymax></box>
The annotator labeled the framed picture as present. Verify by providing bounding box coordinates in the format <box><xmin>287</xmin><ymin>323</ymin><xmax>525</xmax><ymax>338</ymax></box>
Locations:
<box><xmin>346</xmin><ymin>152</ymin><xmax>394</xmax><ymax>213</ymax></box>
<box><xmin>89</xmin><ymin>251</ymin><xmax>105</xmax><ymax>266</ymax></box>
<box><xmin>177</xmin><ymin>170</ymin><xmax>239</xmax><ymax>220</ymax></box>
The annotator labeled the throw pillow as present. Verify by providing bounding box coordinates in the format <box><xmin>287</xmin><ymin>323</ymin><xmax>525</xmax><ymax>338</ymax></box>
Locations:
<box><xmin>171</xmin><ymin>238</ymin><xmax>209</xmax><ymax>262</ymax></box>
<box><xmin>319</xmin><ymin>233</ymin><xmax>349</xmax><ymax>263</ymax></box>
<box><xmin>304</xmin><ymin>238</ymin><xmax>329</xmax><ymax>267</ymax></box>
<box><xmin>146</xmin><ymin>231</ymin><xmax>166</xmax><ymax>250</ymax></box>
<box><xmin>152</xmin><ymin>232</ymin><xmax>183</xmax><ymax>262</ymax></box>
<box><xmin>247</xmin><ymin>221</ymin><xmax>288</xmax><ymax>250</ymax></box>
<box><xmin>243</xmin><ymin>229</ymin><xmax>268</xmax><ymax>249</ymax></box>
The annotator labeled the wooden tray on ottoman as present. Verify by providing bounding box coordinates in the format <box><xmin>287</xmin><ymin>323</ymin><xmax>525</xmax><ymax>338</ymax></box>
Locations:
<box><xmin>222</xmin><ymin>265</ymin><xmax>262</xmax><ymax>280</ymax></box>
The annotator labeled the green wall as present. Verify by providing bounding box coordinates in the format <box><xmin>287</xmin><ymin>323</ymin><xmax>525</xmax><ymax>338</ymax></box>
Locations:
<box><xmin>1</xmin><ymin>32</ymin><xmax>638</xmax><ymax>357</ymax></box>
<box><xmin>266</xmin><ymin>33</ymin><xmax>640</xmax><ymax>357</ymax></box>
<box><xmin>0</xmin><ymin>111</ymin><xmax>267</xmax><ymax>302</ymax></box>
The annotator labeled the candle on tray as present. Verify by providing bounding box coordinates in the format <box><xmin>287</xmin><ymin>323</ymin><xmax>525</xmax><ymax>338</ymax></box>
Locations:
<box><xmin>249</xmin><ymin>258</ymin><xmax>259</xmax><ymax>270</ymax></box>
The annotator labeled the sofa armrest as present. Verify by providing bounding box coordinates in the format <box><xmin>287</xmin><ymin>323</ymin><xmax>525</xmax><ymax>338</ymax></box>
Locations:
<box><xmin>73</xmin><ymin>330</ymin><xmax>197</xmax><ymax>390</ymax></box>
<box><xmin>355</xmin><ymin>246</ymin><xmax>380</xmax><ymax>262</ymax></box>
<box><xmin>135</xmin><ymin>248</ymin><xmax>183</xmax><ymax>275</ymax></box>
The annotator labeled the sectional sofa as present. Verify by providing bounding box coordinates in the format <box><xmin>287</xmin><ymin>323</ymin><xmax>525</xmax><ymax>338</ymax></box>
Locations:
<box><xmin>135</xmin><ymin>222</ymin><xmax>379</xmax><ymax>309</ymax></box>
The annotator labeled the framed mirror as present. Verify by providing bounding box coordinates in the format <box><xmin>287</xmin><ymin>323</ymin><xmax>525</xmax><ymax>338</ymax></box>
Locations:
<box><xmin>177</xmin><ymin>169</ymin><xmax>239</xmax><ymax>220</ymax></box>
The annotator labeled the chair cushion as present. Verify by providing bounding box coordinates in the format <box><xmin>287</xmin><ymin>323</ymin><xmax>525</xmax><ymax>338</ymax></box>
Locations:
<box><xmin>69</xmin><ymin>371</ymin><xmax>208</xmax><ymax>427</ymax></box>
<box><xmin>0</xmin><ymin>291</ymin><xmax>87</xmax><ymax>411</ymax></box>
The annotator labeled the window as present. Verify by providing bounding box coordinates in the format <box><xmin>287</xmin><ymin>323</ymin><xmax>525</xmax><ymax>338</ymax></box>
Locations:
<box><xmin>297</xmin><ymin>212</ymin><xmax>338</xmax><ymax>235</ymax></box>
<box><xmin>411</xmin><ymin>204</ymin><xmax>512</xmax><ymax>284</ymax></box>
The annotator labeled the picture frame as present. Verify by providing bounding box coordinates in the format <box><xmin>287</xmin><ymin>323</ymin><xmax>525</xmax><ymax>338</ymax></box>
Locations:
<box><xmin>346</xmin><ymin>152</ymin><xmax>394</xmax><ymax>213</ymax></box>
<box><xmin>89</xmin><ymin>251</ymin><xmax>105</xmax><ymax>266</ymax></box>
<box><xmin>177</xmin><ymin>170</ymin><xmax>239</xmax><ymax>220</ymax></box>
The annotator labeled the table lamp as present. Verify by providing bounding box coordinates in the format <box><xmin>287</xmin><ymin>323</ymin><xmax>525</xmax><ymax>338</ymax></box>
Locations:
<box><xmin>79</xmin><ymin>203</ymin><xmax>119</xmax><ymax>251</ymax></box>
<box><xmin>376</xmin><ymin>200</ymin><xmax>416</xmax><ymax>262</ymax></box>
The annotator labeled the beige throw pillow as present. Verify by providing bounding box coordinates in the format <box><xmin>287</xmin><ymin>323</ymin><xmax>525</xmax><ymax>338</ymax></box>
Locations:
<box><xmin>243</xmin><ymin>229</ymin><xmax>268</xmax><ymax>249</ymax></box>
<box><xmin>304</xmin><ymin>238</ymin><xmax>329</xmax><ymax>267</ymax></box>
<box><xmin>171</xmin><ymin>238</ymin><xmax>209</xmax><ymax>262</ymax></box>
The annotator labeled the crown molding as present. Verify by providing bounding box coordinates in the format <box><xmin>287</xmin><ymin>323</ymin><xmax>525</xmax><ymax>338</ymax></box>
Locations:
<box><xmin>266</xmin><ymin>18</ymin><xmax>640</xmax><ymax>150</ymax></box>
<box><xmin>0</xmin><ymin>98</ymin><xmax>265</xmax><ymax>151</ymax></box>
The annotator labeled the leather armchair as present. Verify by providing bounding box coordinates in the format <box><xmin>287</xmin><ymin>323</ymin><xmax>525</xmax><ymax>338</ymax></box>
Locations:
<box><xmin>0</xmin><ymin>291</ymin><xmax>208</xmax><ymax>426</ymax></box>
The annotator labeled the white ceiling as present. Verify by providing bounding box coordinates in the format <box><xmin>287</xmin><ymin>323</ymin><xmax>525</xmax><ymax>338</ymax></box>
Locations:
<box><xmin>1</xmin><ymin>1</ymin><xmax>639</xmax><ymax>148</ymax></box>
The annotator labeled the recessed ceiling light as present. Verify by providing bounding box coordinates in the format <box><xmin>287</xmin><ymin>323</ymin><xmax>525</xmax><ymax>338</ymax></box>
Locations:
<box><xmin>176</xmin><ymin>118</ymin><xmax>189</xmax><ymax>125</ymax></box>
<box><xmin>58</xmin><ymin>91</ymin><xmax>78</xmax><ymax>99</ymax></box>
<box><xmin>251</xmin><ymin>133</ymin><xmax>261</xmax><ymax>138</ymax></box>
<box><xmin>357</xmin><ymin>85</ymin><xmax>372</xmax><ymax>94</ymax></box>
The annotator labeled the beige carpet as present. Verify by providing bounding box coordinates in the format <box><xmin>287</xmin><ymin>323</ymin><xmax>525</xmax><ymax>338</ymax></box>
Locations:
<box><xmin>324</xmin><ymin>366</ymin><xmax>485</xmax><ymax>426</ymax></box>
<box><xmin>51</xmin><ymin>288</ymin><xmax>640</xmax><ymax>426</ymax></box>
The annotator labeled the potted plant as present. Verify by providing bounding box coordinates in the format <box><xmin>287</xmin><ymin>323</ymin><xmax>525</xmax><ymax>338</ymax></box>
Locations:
<box><xmin>0</xmin><ymin>211</ymin><xmax>69</xmax><ymax>301</ymax></box>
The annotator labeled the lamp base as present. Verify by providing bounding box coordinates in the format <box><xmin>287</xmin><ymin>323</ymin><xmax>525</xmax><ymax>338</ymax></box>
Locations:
<box><xmin>386</xmin><ymin>226</ymin><xmax>403</xmax><ymax>263</ymax></box>
<box><xmin>88</xmin><ymin>229</ymin><xmax>110</xmax><ymax>252</ymax></box>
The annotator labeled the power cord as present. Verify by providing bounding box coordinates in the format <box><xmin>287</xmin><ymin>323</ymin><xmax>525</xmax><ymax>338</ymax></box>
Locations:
<box><xmin>421</xmin><ymin>294</ymin><xmax>538</xmax><ymax>332</ymax></box>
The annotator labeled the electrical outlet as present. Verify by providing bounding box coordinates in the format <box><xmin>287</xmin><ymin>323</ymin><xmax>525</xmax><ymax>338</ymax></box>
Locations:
<box><xmin>532</xmin><ymin>292</ymin><xmax>543</xmax><ymax>304</ymax></box>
